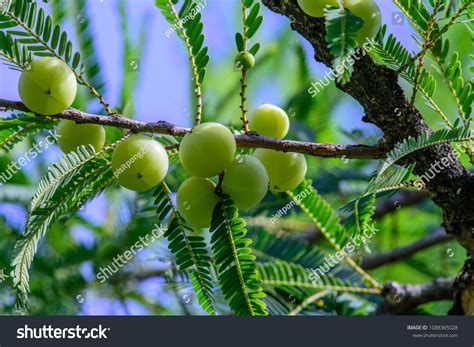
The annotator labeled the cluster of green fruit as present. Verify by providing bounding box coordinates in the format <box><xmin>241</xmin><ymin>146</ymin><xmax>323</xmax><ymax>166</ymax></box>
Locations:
<box><xmin>17</xmin><ymin>57</ymin><xmax>168</xmax><ymax>192</ymax></box>
<box><xmin>177</xmin><ymin>104</ymin><xmax>306</xmax><ymax>228</ymax></box>
<box><xmin>17</xmin><ymin>57</ymin><xmax>306</xmax><ymax>229</ymax></box>
<box><xmin>297</xmin><ymin>0</ymin><xmax>381</xmax><ymax>46</ymax></box>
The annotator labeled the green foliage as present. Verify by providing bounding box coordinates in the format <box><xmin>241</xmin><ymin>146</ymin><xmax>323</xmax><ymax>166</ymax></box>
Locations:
<box><xmin>11</xmin><ymin>142</ymin><xmax>119</xmax><ymax>310</ymax></box>
<box><xmin>371</xmin><ymin>25</ymin><xmax>437</xmax><ymax>102</ymax></box>
<box><xmin>0</xmin><ymin>113</ymin><xmax>54</xmax><ymax>152</ymax></box>
<box><xmin>288</xmin><ymin>180</ymin><xmax>351</xmax><ymax>249</ymax></box>
<box><xmin>71</xmin><ymin>0</ymin><xmax>105</xmax><ymax>95</ymax></box>
<box><xmin>210</xmin><ymin>194</ymin><xmax>268</xmax><ymax>316</ymax></box>
<box><xmin>180</xmin><ymin>0</ymin><xmax>209</xmax><ymax>84</ymax></box>
<box><xmin>342</xmin><ymin>193</ymin><xmax>376</xmax><ymax>242</ymax></box>
<box><xmin>378</xmin><ymin>126</ymin><xmax>472</xmax><ymax>176</ymax></box>
<box><xmin>153</xmin><ymin>183</ymin><xmax>216</xmax><ymax>315</ymax></box>
<box><xmin>0</xmin><ymin>0</ymin><xmax>85</xmax><ymax>73</ymax></box>
<box><xmin>258</xmin><ymin>261</ymin><xmax>377</xmax><ymax>295</ymax></box>
<box><xmin>324</xmin><ymin>7</ymin><xmax>364</xmax><ymax>84</ymax></box>
<box><xmin>432</xmin><ymin>39</ymin><xmax>473</xmax><ymax>121</ymax></box>
<box><xmin>364</xmin><ymin>163</ymin><xmax>416</xmax><ymax>197</ymax></box>
<box><xmin>235</xmin><ymin>0</ymin><xmax>263</xmax><ymax>56</ymax></box>
<box><xmin>392</xmin><ymin>0</ymin><xmax>434</xmax><ymax>36</ymax></box>
<box><xmin>0</xmin><ymin>31</ymin><xmax>31</xmax><ymax>70</ymax></box>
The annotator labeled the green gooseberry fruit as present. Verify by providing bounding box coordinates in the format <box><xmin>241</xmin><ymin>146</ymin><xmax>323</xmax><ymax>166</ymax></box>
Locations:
<box><xmin>56</xmin><ymin>120</ymin><xmax>106</xmax><ymax>154</ymax></box>
<box><xmin>254</xmin><ymin>148</ymin><xmax>307</xmax><ymax>192</ymax></box>
<box><xmin>177</xmin><ymin>176</ymin><xmax>219</xmax><ymax>228</ymax></box>
<box><xmin>112</xmin><ymin>135</ymin><xmax>169</xmax><ymax>192</ymax></box>
<box><xmin>235</xmin><ymin>51</ymin><xmax>255</xmax><ymax>70</ymax></box>
<box><xmin>18</xmin><ymin>57</ymin><xmax>77</xmax><ymax>116</ymax></box>
<box><xmin>222</xmin><ymin>155</ymin><xmax>269</xmax><ymax>209</ymax></box>
<box><xmin>297</xmin><ymin>0</ymin><xmax>338</xmax><ymax>17</ymax></box>
<box><xmin>249</xmin><ymin>103</ymin><xmax>290</xmax><ymax>139</ymax></box>
<box><xmin>179</xmin><ymin>122</ymin><xmax>236</xmax><ymax>178</ymax></box>
<box><xmin>345</xmin><ymin>0</ymin><xmax>382</xmax><ymax>46</ymax></box>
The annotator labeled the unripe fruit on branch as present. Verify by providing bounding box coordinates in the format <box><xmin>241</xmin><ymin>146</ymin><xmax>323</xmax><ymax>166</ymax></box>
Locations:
<box><xmin>254</xmin><ymin>149</ymin><xmax>307</xmax><ymax>192</ymax></box>
<box><xmin>345</xmin><ymin>0</ymin><xmax>381</xmax><ymax>46</ymax></box>
<box><xmin>177</xmin><ymin>176</ymin><xmax>219</xmax><ymax>228</ymax></box>
<box><xmin>179</xmin><ymin>122</ymin><xmax>236</xmax><ymax>178</ymax></box>
<box><xmin>112</xmin><ymin>135</ymin><xmax>169</xmax><ymax>192</ymax></box>
<box><xmin>222</xmin><ymin>155</ymin><xmax>269</xmax><ymax>209</ymax></box>
<box><xmin>297</xmin><ymin>0</ymin><xmax>338</xmax><ymax>17</ymax></box>
<box><xmin>297</xmin><ymin>0</ymin><xmax>381</xmax><ymax>46</ymax></box>
<box><xmin>18</xmin><ymin>57</ymin><xmax>77</xmax><ymax>115</ymax></box>
<box><xmin>235</xmin><ymin>51</ymin><xmax>255</xmax><ymax>70</ymax></box>
<box><xmin>57</xmin><ymin>120</ymin><xmax>106</xmax><ymax>154</ymax></box>
<box><xmin>249</xmin><ymin>104</ymin><xmax>289</xmax><ymax>139</ymax></box>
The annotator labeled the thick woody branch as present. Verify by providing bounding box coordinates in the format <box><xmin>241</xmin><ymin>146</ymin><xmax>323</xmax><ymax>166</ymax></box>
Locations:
<box><xmin>0</xmin><ymin>98</ymin><xmax>386</xmax><ymax>159</ymax></box>
<box><xmin>262</xmin><ymin>0</ymin><xmax>474</xmax><ymax>315</ymax></box>
<box><xmin>378</xmin><ymin>277</ymin><xmax>455</xmax><ymax>315</ymax></box>
<box><xmin>361</xmin><ymin>228</ymin><xmax>452</xmax><ymax>270</ymax></box>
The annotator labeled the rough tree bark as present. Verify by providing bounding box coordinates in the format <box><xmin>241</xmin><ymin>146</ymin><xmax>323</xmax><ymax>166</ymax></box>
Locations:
<box><xmin>262</xmin><ymin>0</ymin><xmax>474</xmax><ymax>315</ymax></box>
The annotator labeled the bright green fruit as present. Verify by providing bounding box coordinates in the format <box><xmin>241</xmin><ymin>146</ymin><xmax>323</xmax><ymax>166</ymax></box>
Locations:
<box><xmin>56</xmin><ymin>120</ymin><xmax>106</xmax><ymax>154</ymax></box>
<box><xmin>254</xmin><ymin>149</ymin><xmax>307</xmax><ymax>192</ymax></box>
<box><xmin>235</xmin><ymin>51</ymin><xmax>255</xmax><ymax>70</ymax></box>
<box><xmin>345</xmin><ymin>0</ymin><xmax>381</xmax><ymax>46</ymax></box>
<box><xmin>249</xmin><ymin>104</ymin><xmax>290</xmax><ymax>139</ymax></box>
<box><xmin>222</xmin><ymin>155</ymin><xmax>269</xmax><ymax>209</ymax></box>
<box><xmin>177</xmin><ymin>176</ymin><xmax>219</xmax><ymax>228</ymax></box>
<box><xmin>297</xmin><ymin>0</ymin><xmax>338</xmax><ymax>17</ymax></box>
<box><xmin>18</xmin><ymin>57</ymin><xmax>77</xmax><ymax>115</ymax></box>
<box><xmin>179</xmin><ymin>122</ymin><xmax>236</xmax><ymax>178</ymax></box>
<box><xmin>112</xmin><ymin>135</ymin><xmax>169</xmax><ymax>192</ymax></box>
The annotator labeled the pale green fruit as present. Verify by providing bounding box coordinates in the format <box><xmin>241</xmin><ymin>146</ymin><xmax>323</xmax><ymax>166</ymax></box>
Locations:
<box><xmin>179</xmin><ymin>122</ymin><xmax>236</xmax><ymax>178</ymax></box>
<box><xmin>297</xmin><ymin>0</ymin><xmax>338</xmax><ymax>17</ymax></box>
<box><xmin>177</xmin><ymin>176</ymin><xmax>219</xmax><ymax>228</ymax></box>
<box><xmin>18</xmin><ymin>57</ymin><xmax>77</xmax><ymax>115</ymax></box>
<box><xmin>57</xmin><ymin>120</ymin><xmax>106</xmax><ymax>154</ymax></box>
<box><xmin>112</xmin><ymin>135</ymin><xmax>169</xmax><ymax>192</ymax></box>
<box><xmin>249</xmin><ymin>104</ymin><xmax>290</xmax><ymax>139</ymax></box>
<box><xmin>222</xmin><ymin>155</ymin><xmax>269</xmax><ymax>209</ymax></box>
<box><xmin>345</xmin><ymin>0</ymin><xmax>381</xmax><ymax>46</ymax></box>
<box><xmin>235</xmin><ymin>51</ymin><xmax>255</xmax><ymax>70</ymax></box>
<box><xmin>254</xmin><ymin>149</ymin><xmax>307</xmax><ymax>192</ymax></box>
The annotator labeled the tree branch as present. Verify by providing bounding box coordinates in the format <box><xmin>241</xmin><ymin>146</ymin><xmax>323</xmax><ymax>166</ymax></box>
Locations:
<box><xmin>262</xmin><ymin>0</ymin><xmax>474</xmax><ymax>315</ymax></box>
<box><xmin>0</xmin><ymin>98</ymin><xmax>386</xmax><ymax>159</ymax></box>
<box><xmin>378</xmin><ymin>277</ymin><xmax>455</xmax><ymax>315</ymax></box>
<box><xmin>361</xmin><ymin>228</ymin><xmax>452</xmax><ymax>270</ymax></box>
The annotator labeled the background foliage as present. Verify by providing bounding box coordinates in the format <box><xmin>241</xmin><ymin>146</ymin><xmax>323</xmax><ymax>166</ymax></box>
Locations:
<box><xmin>0</xmin><ymin>0</ymin><xmax>472</xmax><ymax>315</ymax></box>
